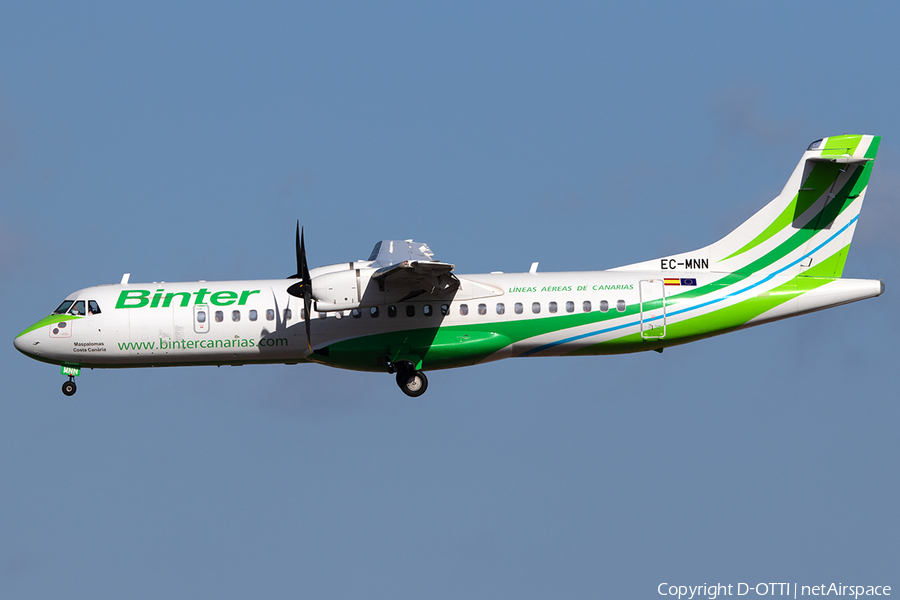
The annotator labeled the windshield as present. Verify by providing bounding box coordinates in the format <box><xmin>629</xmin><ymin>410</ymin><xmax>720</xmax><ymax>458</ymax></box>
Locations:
<box><xmin>53</xmin><ymin>300</ymin><xmax>74</xmax><ymax>315</ymax></box>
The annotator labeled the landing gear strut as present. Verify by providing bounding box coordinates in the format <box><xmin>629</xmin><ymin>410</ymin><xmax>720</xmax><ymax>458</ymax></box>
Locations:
<box><xmin>388</xmin><ymin>360</ymin><xmax>428</xmax><ymax>397</ymax></box>
<box><xmin>62</xmin><ymin>377</ymin><xmax>77</xmax><ymax>396</ymax></box>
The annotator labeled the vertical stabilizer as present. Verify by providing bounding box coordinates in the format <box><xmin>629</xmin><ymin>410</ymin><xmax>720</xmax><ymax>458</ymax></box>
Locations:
<box><xmin>612</xmin><ymin>135</ymin><xmax>880</xmax><ymax>279</ymax></box>
<box><xmin>710</xmin><ymin>134</ymin><xmax>879</xmax><ymax>278</ymax></box>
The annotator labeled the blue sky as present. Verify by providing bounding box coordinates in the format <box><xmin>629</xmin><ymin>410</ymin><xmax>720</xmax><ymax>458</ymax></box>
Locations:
<box><xmin>2</xmin><ymin>2</ymin><xmax>899</xmax><ymax>598</ymax></box>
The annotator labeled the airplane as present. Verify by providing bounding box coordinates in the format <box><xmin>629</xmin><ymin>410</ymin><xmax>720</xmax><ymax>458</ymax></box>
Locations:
<box><xmin>14</xmin><ymin>134</ymin><xmax>884</xmax><ymax>397</ymax></box>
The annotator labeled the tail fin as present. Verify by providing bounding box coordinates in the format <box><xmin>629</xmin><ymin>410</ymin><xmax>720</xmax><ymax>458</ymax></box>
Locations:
<box><xmin>614</xmin><ymin>134</ymin><xmax>880</xmax><ymax>278</ymax></box>
<box><xmin>711</xmin><ymin>134</ymin><xmax>880</xmax><ymax>277</ymax></box>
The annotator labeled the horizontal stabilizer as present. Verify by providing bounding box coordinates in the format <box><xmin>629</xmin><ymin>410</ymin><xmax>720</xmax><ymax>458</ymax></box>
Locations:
<box><xmin>807</xmin><ymin>156</ymin><xmax>872</xmax><ymax>165</ymax></box>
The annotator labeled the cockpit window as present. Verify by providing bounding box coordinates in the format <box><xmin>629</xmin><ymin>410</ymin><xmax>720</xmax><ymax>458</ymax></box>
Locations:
<box><xmin>53</xmin><ymin>300</ymin><xmax>74</xmax><ymax>315</ymax></box>
<box><xmin>88</xmin><ymin>300</ymin><xmax>101</xmax><ymax>315</ymax></box>
<box><xmin>70</xmin><ymin>300</ymin><xmax>86</xmax><ymax>316</ymax></box>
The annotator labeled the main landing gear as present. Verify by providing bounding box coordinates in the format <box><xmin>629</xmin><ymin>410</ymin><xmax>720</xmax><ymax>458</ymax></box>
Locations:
<box><xmin>388</xmin><ymin>360</ymin><xmax>428</xmax><ymax>397</ymax></box>
<box><xmin>62</xmin><ymin>377</ymin><xmax>77</xmax><ymax>396</ymax></box>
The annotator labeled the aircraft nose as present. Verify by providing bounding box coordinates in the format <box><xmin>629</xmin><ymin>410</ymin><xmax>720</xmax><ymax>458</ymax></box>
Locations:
<box><xmin>14</xmin><ymin>330</ymin><xmax>37</xmax><ymax>357</ymax></box>
<box><xmin>14</xmin><ymin>332</ymin><xmax>29</xmax><ymax>354</ymax></box>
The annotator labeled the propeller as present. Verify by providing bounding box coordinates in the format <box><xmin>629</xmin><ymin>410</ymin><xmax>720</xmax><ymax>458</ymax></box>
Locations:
<box><xmin>287</xmin><ymin>222</ymin><xmax>312</xmax><ymax>351</ymax></box>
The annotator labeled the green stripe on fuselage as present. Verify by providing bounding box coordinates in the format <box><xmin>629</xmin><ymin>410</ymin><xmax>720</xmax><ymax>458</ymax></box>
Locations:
<box><xmin>800</xmin><ymin>243</ymin><xmax>851</xmax><ymax>279</ymax></box>
<box><xmin>569</xmin><ymin>274</ymin><xmax>836</xmax><ymax>356</ymax></box>
<box><xmin>724</xmin><ymin>161</ymin><xmax>843</xmax><ymax>261</ymax></box>
<box><xmin>17</xmin><ymin>314</ymin><xmax>82</xmax><ymax>338</ymax></box>
<box><xmin>318</xmin><ymin>303</ymin><xmax>647</xmax><ymax>371</ymax></box>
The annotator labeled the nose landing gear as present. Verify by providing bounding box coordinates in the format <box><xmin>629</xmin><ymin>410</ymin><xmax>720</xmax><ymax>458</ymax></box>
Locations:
<box><xmin>62</xmin><ymin>377</ymin><xmax>77</xmax><ymax>396</ymax></box>
<box><xmin>387</xmin><ymin>359</ymin><xmax>429</xmax><ymax>397</ymax></box>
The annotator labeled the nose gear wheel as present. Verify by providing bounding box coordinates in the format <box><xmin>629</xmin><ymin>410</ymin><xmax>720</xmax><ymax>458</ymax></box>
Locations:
<box><xmin>62</xmin><ymin>378</ymin><xmax>77</xmax><ymax>396</ymax></box>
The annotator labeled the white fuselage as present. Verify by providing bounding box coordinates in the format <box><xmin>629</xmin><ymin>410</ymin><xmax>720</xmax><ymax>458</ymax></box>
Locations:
<box><xmin>14</xmin><ymin>269</ymin><xmax>882</xmax><ymax>372</ymax></box>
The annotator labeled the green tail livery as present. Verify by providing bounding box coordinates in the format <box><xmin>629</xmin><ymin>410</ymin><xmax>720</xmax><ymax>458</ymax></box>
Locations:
<box><xmin>15</xmin><ymin>135</ymin><xmax>884</xmax><ymax>397</ymax></box>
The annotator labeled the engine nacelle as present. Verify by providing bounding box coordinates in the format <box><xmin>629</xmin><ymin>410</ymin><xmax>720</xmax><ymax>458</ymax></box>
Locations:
<box><xmin>312</xmin><ymin>269</ymin><xmax>363</xmax><ymax>311</ymax></box>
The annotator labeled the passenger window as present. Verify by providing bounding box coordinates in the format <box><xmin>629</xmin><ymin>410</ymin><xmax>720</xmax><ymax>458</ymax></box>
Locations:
<box><xmin>197</xmin><ymin>310</ymin><xmax>206</xmax><ymax>323</ymax></box>
<box><xmin>284</xmin><ymin>308</ymin><xmax>292</xmax><ymax>321</ymax></box>
<box><xmin>388</xmin><ymin>305</ymin><xmax>397</xmax><ymax>318</ymax></box>
<box><xmin>478</xmin><ymin>303</ymin><xmax>486</xmax><ymax>315</ymax></box>
<box><xmin>232</xmin><ymin>310</ymin><xmax>241</xmax><ymax>322</ymax></box>
<box><xmin>215</xmin><ymin>311</ymin><xmax>224</xmax><ymax>322</ymax></box>
<box><xmin>549</xmin><ymin>301</ymin><xmax>557</xmax><ymax>313</ymax></box>
<box><xmin>88</xmin><ymin>300</ymin><xmax>101</xmax><ymax>315</ymax></box>
<box><xmin>406</xmin><ymin>305</ymin><xmax>415</xmax><ymax>317</ymax></box>
<box><xmin>249</xmin><ymin>310</ymin><xmax>257</xmax><ymax>321</ymax></box>
<box><xmin>266</xmin><ymin>309</ymin><xmax>274</xmax><ymax>321</ymax></box>
<box><xmin>460</xmin><ymin>304</ymin><xmax>469</xmax><ymax>316</ymax></box>
<box><xmin>616</xmin><ymin>299</ymin><xmax>626</xmax><ymax>312</ymax></box>
<box><xmin>423</xmin><ymin>305</ymin><xmax>433</xmax><ymax>317</ymax></box>
<box><xmin>600</xmin><ymin>300</ymin><xmax>609</xmax><ymax>313</ymax></box>
<box><xmin>351</xmin><ymin>309</ymin><xmax>361</xmax><ymax>318</ymax></box>
<box><xmin>566</xmin><ymin>301</ymin><xmax>574</xmax><ymax>313</ymax></box>
<box><xmin>496</xmin><ymin>303</ymin><xmax>505</xmax><ymax>315</ymax></box>
<box><xmin>53</xmin><ymin>300</ymin><xmax>74</xmax><ymax>315</ymax></box>
<box><xmin>370</xmin><ymin>306</ymin><xmax>379</xmax><ymax>318</ymax></box>
<box><xmin>582</xmin><ymin>301</ymin><xmax>591</xmax><ymax>312</ymax></box>
<box><xmin>70</xmin><ymin>300</ymin><xmax>85</xmax><ymax>316</ymax></box>
<box><xmin>514</xmin><ymin>302</ymin><xmax>523</xmax><ymax>314</ymax></box>
<box><xmin>532</xmin><ymin>302</ymin><xmax>541</xmax><ymax>314</ymax></box>
<box><xmin>440</xmin><ymin>304</ymin><xmax>450</xmax><ymax>316</ymax></box>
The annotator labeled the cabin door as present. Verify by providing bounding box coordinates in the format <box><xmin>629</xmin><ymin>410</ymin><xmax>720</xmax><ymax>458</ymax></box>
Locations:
<box><xmin>639</xmin><ymin>279</ymin><xmax>666</xmax><ymax>339</ymax></box>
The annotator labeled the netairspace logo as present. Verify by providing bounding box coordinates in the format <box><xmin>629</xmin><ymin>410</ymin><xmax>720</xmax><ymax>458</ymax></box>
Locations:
<box><xmin>657</xmin><ymin>582</ymin><xmax>891</xmax><ymax>599</ymax></box>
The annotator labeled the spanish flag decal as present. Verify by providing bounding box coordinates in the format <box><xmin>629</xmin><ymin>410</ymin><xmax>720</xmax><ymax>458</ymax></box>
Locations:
<box><xmin>664</xmin><ymin>278</ymin><xmax>697</xmax><ymax>286</ymax></box>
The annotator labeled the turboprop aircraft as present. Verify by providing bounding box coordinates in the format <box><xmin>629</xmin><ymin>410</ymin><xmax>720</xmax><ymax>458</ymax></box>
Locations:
<box><xmin>14</xmin><ymin>135</ymin><xmax>885</xmax><ymax>397</ymax></box>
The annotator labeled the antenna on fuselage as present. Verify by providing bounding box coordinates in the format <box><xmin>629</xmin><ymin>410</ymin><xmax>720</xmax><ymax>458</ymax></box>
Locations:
<box><xmin>120</xmin><ymin>273</ymin><xmax>130</xmax><ymax>284</ymax></box>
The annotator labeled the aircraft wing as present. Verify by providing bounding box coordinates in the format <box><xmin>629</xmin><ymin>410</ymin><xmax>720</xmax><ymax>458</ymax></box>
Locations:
<box><xmin>372</xmin><ymin>260</ymin><xmax>459</xmax><ymax>297</ymax></box>
<box><xmin>369</xmin><ymin>240</ymin><xmax>460</xmax><ymax>298</ymax></box>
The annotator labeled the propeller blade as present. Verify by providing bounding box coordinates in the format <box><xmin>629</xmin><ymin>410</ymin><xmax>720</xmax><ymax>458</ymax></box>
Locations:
<box><xmin>299</xmin><ymin>226</ymin><xmax>310</xmax><ymax>284</ymax></box>
<box><xmin>287</xmin><ymin>222</ymin><xmax>309</xmax><ymax>297</ymax></box>
<box><xmin>304</xmin><ymin>295</ymin><xmax>311</xmax><ymax>352</ymax></box>
<box><xmin>286</xmin><ymin>222</ymin><xmax>313</xmax><ymax>351</ymax></box>
<box><xmin>295</xmin><ymin>221</ymin><xmax>302</xmax><ymax>277</ymax></box>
